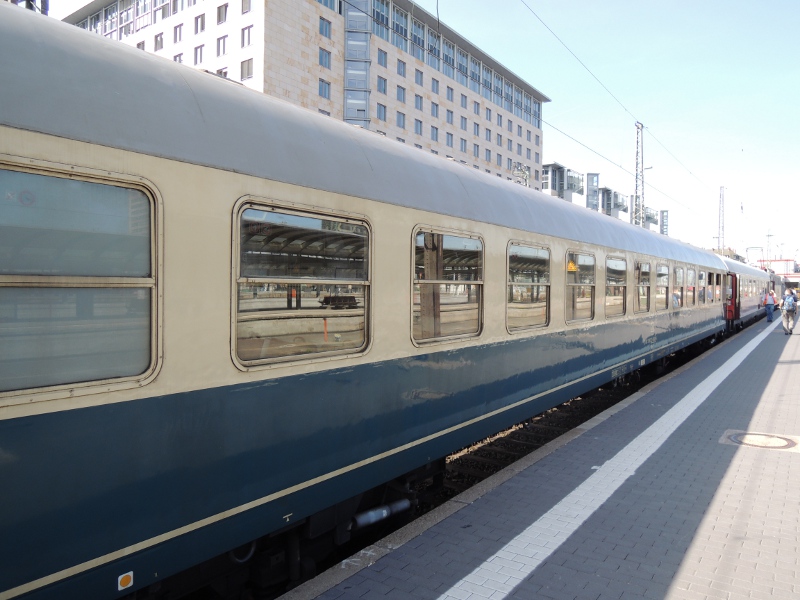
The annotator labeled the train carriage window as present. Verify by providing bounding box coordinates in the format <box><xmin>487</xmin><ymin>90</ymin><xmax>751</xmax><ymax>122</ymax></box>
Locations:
<box><xmin>635</xmin><ymin>262</ymin><xmax>650</xmax><ymax>313</ymax></box>
<box><xmin>0</xmin><ymin>168</ymin><xmax>154</xmax><ymax>393</ymax></box>
<box><xmin>655</xmin><ymin>264</ymin><xmax>669</xmax><ymax>311</ymax></box>
<box><xmin>708</xmin><ymin>272</ymin><xmax>716</xmax><ymax>303</ymax></box>
<box><xmin>413</xmin><ymin>230</ymin><xmax>483</xmax><ymax>341</ymax></box>
<box><xmin>507</xmin><ymin>243</ymin><xmax>549</xmax><ymax>331</ymax></box>
<box><xmin>687</xmin><ymin>269</ymin><xmax>696</xmax><ymax>306</ymax></box>
<box><xmin>235</xmin><ymin>206</ymin><xmax>369</xmax><ymax>363</ymax></box>
<box><xmin>715</xmin><ymin>273</ymin><xmax>722</xmax><ymax>303</ymax></box>
<box><xmin>673</xmin><ymin>267</ymin><xmax>684</xmax><ymax>308</ymax></box>
<box><xmin>605</xmin><ymin>257</ymin><xmax>626</xmax><ymax>318</ymax></box>
<box><xmin>698</xmin><ymin>271</ymin><xmax>706</xmax><ymax>304</ymax></box>
<box><xmin>566</xmin><ymin>252</ymin><xmax>595</xmax><ymax>322</ymax></box>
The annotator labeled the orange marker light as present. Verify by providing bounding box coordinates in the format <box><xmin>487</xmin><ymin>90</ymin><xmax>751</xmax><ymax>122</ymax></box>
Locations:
<box><xmin>118</xmin><ymin>572</ymin><xmax>134</xmax><ymax>591</ymax></box>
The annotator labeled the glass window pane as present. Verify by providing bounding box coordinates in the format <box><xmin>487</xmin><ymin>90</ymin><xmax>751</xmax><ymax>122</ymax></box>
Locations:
<box><xmin>635</xmin><ymin>262</ymin><xmax>650</xmax><ymax>313</ymax></box>
<box><xmin>567</xmin><ymin>252</ymin><xmax>595</xmax><ymax>284</ymax></box>
<box><xmin>673</xmin><ymin>267</ymin><xmax>684</xmax><ymax>308</ymax></box>
<box><xmin>240</xmin><ymin>209</ymin><xmax>368</xmax><ymax>280</ymax></box>
<box><xmin>413</xmin><ymin>231</ymin><xmax>482</xmax><ymax>341</ymax></box>
<box><xmin>509</xmin><ymin>245</ymin><xmax>549</xmax><ymax>284</ymax></box>
<box><xmin>508</xmin><ymin>284</ymin><xmax>548</xmax><ymax>330</ymax></box>
<box><xmin>236</xmin><ymin>283</ymin><xmax>366</xmax><ymax>360</ymax></box>
<box><xmin>413</xmin><ymin>283</ymin><xmax>481</xmax><ymax>339</ymax></box>
<box><xmin>606</xmin><ymin>258</ymin><xmax>626</xmax><ymax>285</ymax></box>
<box><xmin>237</xmin><ymin>207</ymin><xmax>369</xmax><ymax>362</ymax></box>
<box><xmin>0</xmin><ymin>287</ymin><xmax>151</xmax><ymax>392</ymax></box>
<box><xmin>0</xmin><ymin>169</ymin><xmax>151</xmax><ymax>277</ymax></box>
<box><xmin>566</xmin><ymin>285</ymin><xmax>594</xmax><ymax>321</ymax></box>
<box><xmin>414</xmin><ymin>233</ymin><xmax>482</xmax><ymax>282</ymax></box>
<box><xmin>656</xmin><ymin>264</ymin><xmax>669</xmax><ymax>310</ymax></box>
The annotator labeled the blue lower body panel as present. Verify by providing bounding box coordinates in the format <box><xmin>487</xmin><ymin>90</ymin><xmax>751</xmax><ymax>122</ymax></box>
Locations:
<box><xmin>0</xmin><ymin>310</ymin><xmax>724</xmax><ymax>598</ymax></box>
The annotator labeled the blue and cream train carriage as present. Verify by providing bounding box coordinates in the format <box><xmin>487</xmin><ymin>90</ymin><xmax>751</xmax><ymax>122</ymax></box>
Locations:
<box><xmin>0</xmin><ymin>7</ymin><xmax>770</xmax><ymax>599</ymax></box>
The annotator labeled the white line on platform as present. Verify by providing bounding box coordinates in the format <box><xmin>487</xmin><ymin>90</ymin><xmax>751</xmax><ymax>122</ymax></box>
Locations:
<box><xmin>439</xmin><ymin>320</ymin><xmax>780</xmax><ymax>599</ymax></box>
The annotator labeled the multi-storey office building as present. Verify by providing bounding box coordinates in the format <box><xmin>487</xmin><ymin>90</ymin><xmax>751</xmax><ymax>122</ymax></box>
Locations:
<box><xmin>63</xmin><ymin>0</ymin><xmax>549</xmax><ymax>186</ymax></box>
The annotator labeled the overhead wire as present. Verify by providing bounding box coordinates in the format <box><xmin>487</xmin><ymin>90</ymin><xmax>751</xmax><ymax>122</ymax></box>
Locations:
<box><xmin>516</xmin><ymin>0</ymin><xmax>713</xmax><ymax>201</ymax></box>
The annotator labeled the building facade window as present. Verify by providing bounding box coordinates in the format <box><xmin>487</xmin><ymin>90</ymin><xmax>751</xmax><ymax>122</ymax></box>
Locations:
<box><xmin>377</xmin><ymin>48</ymin><xmax>387</xmax><ymax>67</ymax></box>
<box><xmin>319</xmin><ymin>78</ymin><xmax>331</xmax><ymax>99</ymax></box>
<box><xmin>154</xmin><ymin>32</ymin><xmax>163</xmax><ymax>51</ymax></box>
<box><xmin>174</xmin><ymin>23</ymin><xmax>182</xmax><ymax>43</ymax></box>
<box><xmin>460</xmin><ymin>116</ymin><xmax>467</xmax><ymax>130</ymax></box>
<box><xmin>460</xmin><ymin>138</ymin><xmax>467</xmax><ymax>152</ymax></box>
<box><xmin>396</xmin><ymin>111</ymin><xmax>405</xmax><ymax>128</ymax></box>
<box><xmin>194</xmin><ymin>13</ymin><xmax>205</xmax><ymax>34</ymax></box>
<box><xmin>242</xmin><ymin>0</ymin><xmax>251</xmax><ymax>13</ymax></box>
<box><xmin>431</xmin><ymin>126</ymin><xmax>438</xmax><ymax>142</ymax></box>
<box><xmin>377</xmin><ymin>76</ymin><xmax>387</xmax><ymax>94</ymax></box>
<box><xmin>193</xmin><ymin>44</ymin><xmax>203</xmax><ymax>65</ymax></box>
<box><xmin>377</xmin><ymin>103</ymin><xmax>386</xmax><ymax>121</ymax></box>
<box><xmin>415</xmin><ymin>94</ymin><xmax>423</xmax><ymax>110</ymax></box>
<box><xmin>446</xmin><ymin>132</ymin><xmax>453</xmax><ymax>147</ymax></box>
<box><xmin>431</xmin><ymin>102</ymin><xmax>439</xmax><ymax>118</ymax></box>
<box><xmin>415</xmin><ymin>69</ymin><xmax>423</xmax><ymax>85</ymax></box>
<box><xmin>397</xmin><ymin>59</ymin><xmax>406</xmax><ymax>77</ymax></box>
<box><xmin>414</xmin><ymin>119</ymin><xmax>422</xmax><ymax>135</ymax></box>
<box><xmin>241</xmin><ymin>25</ymin><xmax>252</xmax><ymax>47</ymax></box>
<box><xmin>217</xmin><ymin>3</ymin><xmax>228</xmax><ymax>24</ymax></box>
<box><xmin>397</xmin><ymin>85</ymin><xmax>406</xmax><ymax>103</ymax></box>
<box><xmin>217</xmin><ymin>35</ymin><xmax>227</xmax><ymax>56</ymax></box>
<box><xmin>174</xmin><ymin>53</ymin><xmax>183</xmax><ymax>62</ymax></box>
<box><xmin>431</xmin><ymin>78</ymin><xmax>439</xmax><ymax>94</ymax></box>
<box><xmin>319</xmin><ymin>17</ymin><xmax>331</xmax><ymax>38</ymax></box>
<box><xmin>240</xmin><ymin>58</ymin><xmax>252</xmax><ymax>80</ymax></box>
<box><xmin>319</xmin><ymin>47</ymin><xmax>331</xmax><ymax>68</ymax></box>
<box><xmin>446</xmin><ymin>109</ymin><xmax>453</xmax><ymax>124</ymax></box>
<box><xmin>318</xmin><ymin>0</ymin><xmax>336</xmax><ymax>9</ymax></box>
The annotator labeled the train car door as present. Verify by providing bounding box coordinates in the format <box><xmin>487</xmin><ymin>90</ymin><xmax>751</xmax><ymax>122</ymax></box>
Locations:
<box><xmin>725</xmin><ymin>273</ymin><xmax>738</xmax><ymax>322</ymax></box>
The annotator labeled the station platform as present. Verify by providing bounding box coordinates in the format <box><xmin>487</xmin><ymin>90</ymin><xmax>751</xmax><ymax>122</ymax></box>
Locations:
<box><xmin>282</xmin><ymin>316</ymin><xmax>800</xmax><ymax>600</ymax></box>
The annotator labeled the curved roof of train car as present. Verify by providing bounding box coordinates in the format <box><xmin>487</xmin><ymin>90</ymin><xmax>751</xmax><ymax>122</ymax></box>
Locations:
<box><xmin>719</xmin><ymin>256</ymin><xmax>772</xmax><ymax>279</ymax></box>
<box><xmin>0</xmin><ymin>7</ymin><xmax>726</xmax><ymax>270</ymax></box>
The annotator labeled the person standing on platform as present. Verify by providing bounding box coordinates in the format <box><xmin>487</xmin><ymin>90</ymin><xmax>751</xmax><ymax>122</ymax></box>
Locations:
<box><xmin>765</xmin><ymin>289</ymin><xmax>777</xmax><ymax>322</ymax></box>
<box><xmin>780</xmin><ymin>290</ymin><xmax>796</xmax><ymax>335</ymax></box>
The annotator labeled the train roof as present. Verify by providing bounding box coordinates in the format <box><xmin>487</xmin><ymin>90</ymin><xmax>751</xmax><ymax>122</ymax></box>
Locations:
<box><xmin>718</xmin><ymin>256</ymin><xmax>773</xmax><ymax>279</ymax></box>
<box><xmin>0</xmin><ymin>6</ymin><xmax>726</xmax><ymax>270</ymax></box>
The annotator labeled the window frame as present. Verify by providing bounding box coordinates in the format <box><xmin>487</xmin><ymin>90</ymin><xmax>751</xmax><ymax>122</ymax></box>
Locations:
<box><xmin>232</xmin><ymin>198</ymin><xmax>372</xmax><ymax>369</ymax></box>
<box><xmin>605</xmin><ymin>256</ymin><xmax>627</xmax><ymax>318</ymax></box>
<box><xmin>507</xmin><ymin>241</ymin><xmax>550</xmax><ymax>332</ymax></box>
<box><xmin>635</xmin><ymin>261</ymin><xmax>651</xmax><ymax>313</ymax></box>
<box><xmin>655</xmin><ymin>264</ymin><xmax>670</xmax><ymax>311</ymax></box>
<box><xmin>565</xmin><ymin>250</ymin><xmax>596</xmax><ymax>323</ymax></box>
<box><xmin>0</xmin><ymin>161</ymin><xmax>162</xmax><ymax>402</ymax></box>
<box><xmin>411</xmin><ymin>225</ymin><xmax>484</xmax><ymax>346</ymax></box>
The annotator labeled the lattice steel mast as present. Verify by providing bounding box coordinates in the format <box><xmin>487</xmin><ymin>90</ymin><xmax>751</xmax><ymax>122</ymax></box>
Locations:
<box><xmin>632</xmin><ymin>122</ymin><xmax>644</xmax><ymax>227</ymax></box>
<box><xmin>718</xmin><ymin>187</ymin><xmax>724</xmax><ymax>252</ymax></box>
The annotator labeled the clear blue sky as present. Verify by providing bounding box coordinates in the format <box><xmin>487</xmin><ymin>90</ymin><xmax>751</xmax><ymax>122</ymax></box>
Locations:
<box><xmin>51</xmin><ymin>0</ymin><xmax>800</xmax><ymax>262</ymax></box>
<box><xmin>410</xmin><ymin>0</ymin><xmax>800</xmax><ymax>263</ymax></box>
